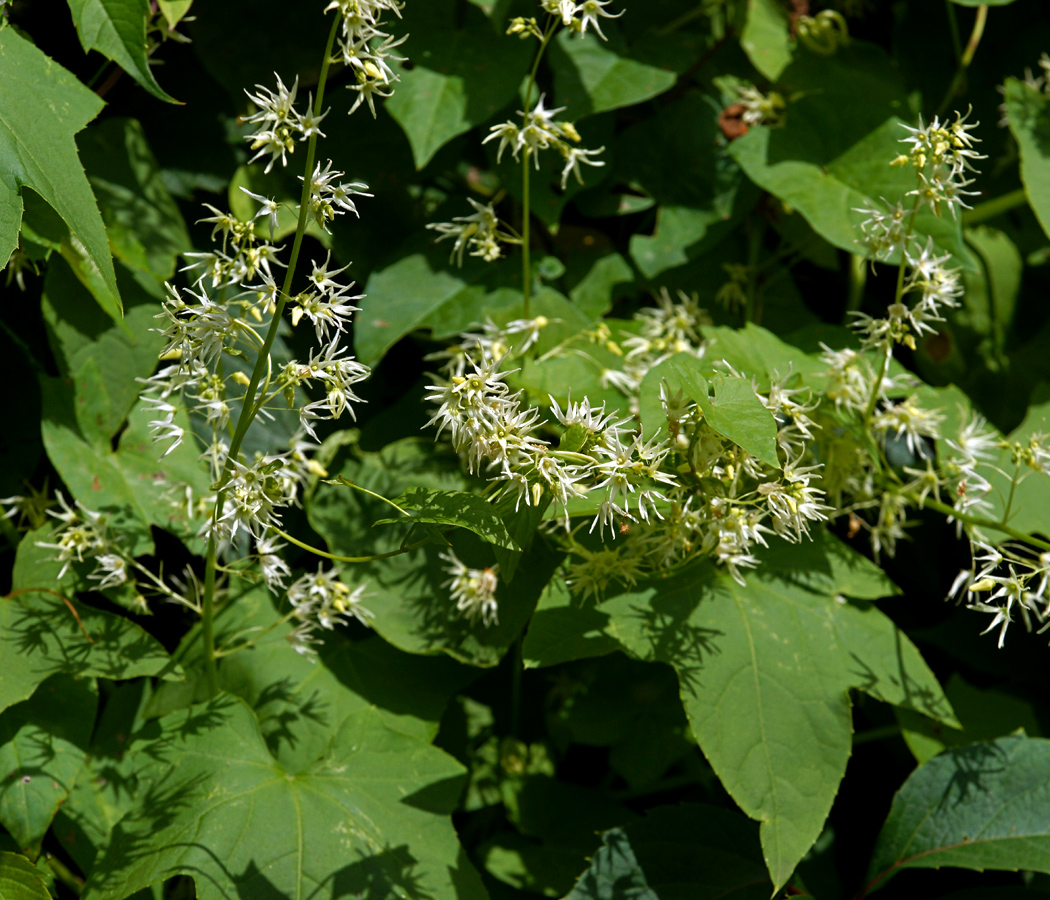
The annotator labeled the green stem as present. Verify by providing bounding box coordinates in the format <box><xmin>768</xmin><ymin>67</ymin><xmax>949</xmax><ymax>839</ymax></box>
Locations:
<box><xmin>522</xmin><ymin>151</ymin><xmax>531</xmax><ymax>319</ymax></box>
<box><xmin>510</xmin><ymin>632</ymin><xmax>523</xmax><ymax>737</ymax></box>
<box><xmin>198</xmin><ymin>13</ymin><xmax>342</xmax><ymax>697</ymax></box>
<box><xmin>846</xmin><ymin>253</ymin><xmax>867</xmax><ymax>316</ymax></box>
<box><xmin>863</xmin><ymin>195</ymin><xmax>921</xmax><ymax>425</ymax></box>
<box><xmin>945</xmin><ymin>0</ymin><xmax>962</xmax><ymax>61</ymax></box>
<box><xmin>45</xmin><ymin>854</ymin><xmax>84</xmax><ymax>896</ymax></box>
<box><xmin>936</xmin><ymin>4</ymin><xmax>988</xmax><ymax>117</ymax></box>
<box><xmin>962</xmin><ymin>188</ymin><xmax>1027</xmax><ymax>226</ymax></box>
<box><xmin>325</xmin><ymin>478</ymin><xmax>410</xmax><ymax>517</ymax></box>
<box><xmin>519</xmin><ymin>20</ymin><xmax>556</xmax><ymax>320</ymax></box>
<box><xmin>924</xmin><ymin>498</ymin><xmax>1050</xmax><ymax>552</ymax></box>
<box><xmin>268</xmin><ymin>524</ymin><xmax>432</xmax><ymax>563</ymax></box>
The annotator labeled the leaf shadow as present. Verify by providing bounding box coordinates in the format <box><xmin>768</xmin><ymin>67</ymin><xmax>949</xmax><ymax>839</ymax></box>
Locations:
<box><xmin>938</xmin><ymin>742</ymin><xmax>1008</xmax><ymax>811</ymax></box>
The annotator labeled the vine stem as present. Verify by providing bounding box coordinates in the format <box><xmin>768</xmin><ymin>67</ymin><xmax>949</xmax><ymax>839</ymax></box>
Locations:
<box><xmin>519</xmin><ymin>20</ymin><xmax>556</xmax><ymax>320</ymax></box>
<box><xmin>936</xmin><ymin>3</ymin><xmax>988</xmax><ymax>117</ymax></box>
<box><xmin>862</xmin><ymin>194</ymin><xmax>921</xmax><ymax>426</ymax></box>
<box><xmin>923</xmin><ymin>498</ymin><xmax>1050</xmax><ymax>552</ymax></box>
<box><xmin>268</xmin><ymin>524</ymin><xmax>433</xmax><ymax>564</ymax></box>
<box><xmin>199</xmin><ymin>12</ymin><xmax>342</xmax><ymax>697</ymax></box>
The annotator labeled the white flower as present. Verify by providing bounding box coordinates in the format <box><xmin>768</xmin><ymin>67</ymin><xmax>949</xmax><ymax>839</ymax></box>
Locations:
<box><xmin>239</xmin><ymin>187</ymin><xmax>282</xmax><ymax>241</ymax></box>
<box><xmin>288</xmin><ymin>565</ymin><xmax>374</xmax><ymax>631</ymax></box>
<box><xmin>441</xmin><ymin>550</ymin><xmax>499</xmax><ymax>627</ymax></box>
<box><xmin>89</xmin><ymin>554</ymin><xmax>128</xmax><ymax>590</ymax></box>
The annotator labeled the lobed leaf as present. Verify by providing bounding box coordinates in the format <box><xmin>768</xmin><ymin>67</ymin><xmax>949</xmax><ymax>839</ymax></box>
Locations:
<box><xmin>82</xmin><ymin>693</ymin><xmax>487</xmax><ymax>900</ymax></box>
<box><xmin>1</xmin><ymin>528</ymin><xmax>179</xmax><ymax>714</ymax></box>
<box><xmin>65</xmin><ymin>0</ymin><xmax>178</xmax><ymax>103</ymax></box>
<box><xmin>0</xmin><ymin>28</ymin><xmax>120</xmax><ymax>321</ymax></box>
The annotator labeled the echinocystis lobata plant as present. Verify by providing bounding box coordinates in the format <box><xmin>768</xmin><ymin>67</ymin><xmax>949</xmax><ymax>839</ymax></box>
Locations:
<box><xmin>10</xmin><ymin>1</ymin><xmax>1050</xmax><ymax>898</ymax></box>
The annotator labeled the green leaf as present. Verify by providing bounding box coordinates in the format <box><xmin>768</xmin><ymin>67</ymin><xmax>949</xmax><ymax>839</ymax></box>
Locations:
<box><xmin>41</xmin><ymin>386</ymin><xmax>211</xmax><ymax>554</ymax></box>
<box><xmin>567</xmin><ymin>804</ymin><xmax>772</xmax><ymax>900</ymax></box>
<box><xmin>0</xmin><ymin>851</ymin><xmax>52</xmax><ymax>900</ymax></box>
<box><xmin>897</xmin><ymin>673</ymin><xmax>1042</xmax><ymax>765</ymax></box>
<box><xmin>52</xmin><ymin>682</ymin><xmax>149</xmax><ymax>873</ymax></box>
<box><xmin>308</xmin><ymin>438</ymin><xmax>558</xmax><ymax>665</ymax></box>
<box><xmin>156</xmin><ymin>0</ymin><xmax>192</xmax><ymax>29</ymax></box>
<box><xmin>950</xmin><ymin>0</ymin><xmax>1015</xmax><ymax>5</ymax></box>
<box><xmin>65</xmin><ymin>0</ymin><xmax>178</xmax><ymax>103</ymax></box>
<box><xmin>41</xmin><ymin>256</ymin><xmax>164</xmax><ymax>442</ymax></box>
<box><xmin>1004</xmin><ymin>78</ymin><xmax>1050</xmax><ymax>242</ymax></box>
<box><xmin>527</xmin><ymin>533</ymin><xmax>952</xmax><ymax>890</ymax></box>
<box><xmin>728</xmin><ymin>44</ymin><xmax>969</xmax><ymax>267</ymax></box>
<box><xmin>0</xmin><ymin>674</ymin><xmax>97</xmax><ymax>851</ymax></box>
<box><xmin>701</xmin><ymin>323</ymin><xmax>828</xmax><ymax>390</ymax></box>
<box><xmin>149</xmin><ymin>578</ymin><xmax>478</xmax><ymax>769</ymax></box>
<box><xmin>868</xmin><ymin>734</ymin><xmax>1050</xmax><ymax>891</ymax></box>
<box><xmin>550</xmin><ymin>31</ymin><xmax>676</xmax><ymax>119</ymax></box>
<box><xmin>377</xmin><ymin>486</ymin><xmax>517</xmax><ymax>549</ymax></box>
<box><xmin>615</xmin><ymin>94</ymin><xmax>757</xmax><ymax>279</ymax></box>
<box><xmin>549</xmin><ymin>655</ymin><xmax>693</xmax><ymax>790</ymax></box>
<box><xmin>950</xmin><ymin>225</ymin><xmax>1021</xmax><ymax>370</ymax></box>
<box><xmin>78</xmin><ymin>118</ymin><xmax>191</xmax><ymax>288</ymax></box>
<box><xmin>384</xmin><ymin>3</ymin><xmax>531</xmax><ymax>168</ymax></box>
<box><xmin>567</xmin><ymin>251</ymin><xmax>634</xmax><ymax>319</ymax></box>
<box><xmin>83</xmin><ymin>693</ymin><xmax>487</xmax><ymax>900</ymax></box>
<box><xmin>740</xmin><ymin>0</ymin><xmax>792</xmax><ymax>81</ymax></box>
<box><xmin>1</xmin><ymin>528</ymin><xmax>179</xmax><ymax>714</ymax></box>
<box><xmin>0</xmin><ymin>27</ymin><xmax>121</xmax><ymax>321</ymax></box>
<box><xmin>669</xmin><ymin>358</ymin><xmax>781</xmax><ymax>467</ymax></box>
<box><xmin>356</xmin><ymin>252</ymin><xmax>503</xmax><ymax>368</ymax></box>
<box><xmin>564</xmin><ymin>828</ymin><xmax>657</xmax><ymax>900</ymax></box>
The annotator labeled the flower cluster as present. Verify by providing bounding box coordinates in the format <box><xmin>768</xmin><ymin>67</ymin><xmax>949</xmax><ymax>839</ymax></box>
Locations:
<box><xmin>485</xmin><ymin>95</ymin><xmax>605</xmax><ymax>189</ymax></box>
<box><xmin>243</xmin><ymin>75</ymin><xmax>324</xmax><ymax>173</ymax></box>
<box><xmin>539</xmin><ymin>0</ymin><xmax>622</xmax><ymax>39</ymax></box>
<box><xmin>736</xmin><ymin>85</ymin><xmax>786</xmax><ymax>127</ymax></box>
<box><xmin>857</xmin><ymin>110</ymin><xmax>984</xmax><ymax>259</ymax></box>
<box><xmin>426</xmin><ymin>198</ymin><xmax>515</xmax><ymax>266</ymax></box>
<box><xmin>325</xmin><ymin>0</ymin><xmax>406</xmax><ymax>117</ymax></box>
<box><xmin>425</xmin><ymin>301</ymin><xmax>831</xmax><ymax>590</ymax></box>
<box><xmin>441</xmin><ymin>550</ymin><xmax>500</xmax><ymax>626</ymax></box>
<box><xmin>286</xmin><ymin>565</ymin><xmax>374</xmax><ymax>655</ymax></box>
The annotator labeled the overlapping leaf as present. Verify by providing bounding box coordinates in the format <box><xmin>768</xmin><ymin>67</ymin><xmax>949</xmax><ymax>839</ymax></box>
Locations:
<box><xmin>566</xmin><ymin>804</ymin><xmax>772</xmax><ymax>900</ymax></box>
<box><xmin>385</xmin><ymin>0</ymin><xmax>530</xmax><ymax>168</ymax></box>
<box><xmin>1</xmin><ymin>528</ymin><xmax>179</xmax><ymax>714</ymax></box>
<box><xmin>308</xmin><ymin>438</ymin><xmax>559</xmax><ymax>665</ymax></box>
<box><xmin>525</xmin><ymin>532</ymin><xmax>955</xmax><ymax>889</ymax></box>
<box><xmin>0</xmin><ymin>674</ymin><xmax>97</xmax><ymax>850</ymax></box>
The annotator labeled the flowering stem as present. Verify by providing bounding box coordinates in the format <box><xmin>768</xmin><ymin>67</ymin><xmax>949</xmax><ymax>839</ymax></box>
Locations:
<box><xmin>846</xmin><ymin>253</ymin><xmax>867</xmax><ymax>314</ymax></box>
<box><xmin>519</xmin><ymin>20</ymin><xmax>556</xmax><ymax>321</ymax></box>
<box><xmin>268</xmin><ymin>524</ymin><xmax>432</xmax><ymax>563</ymax></box>
<box><xmin>522</xmin><ymin>150</ymin><xmax>532</xmax><ymax>319</ymax></box>
<box><xmin>862</xmin><ymin>194</ymin><xmax>921</xmax><ymax>425</ymax></box>
<box><xmin>924</xmin><ymin>498</ymin><xmax>1050</xmax><ymax>552</ymax></box>
<box><xmin>199</xmin><ymin>12</ymin><xmax>342</xmax><ymax>697</ymax></box>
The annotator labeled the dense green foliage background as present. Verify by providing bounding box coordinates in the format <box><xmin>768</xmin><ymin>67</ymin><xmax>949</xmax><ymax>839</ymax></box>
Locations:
<box><xmin>8</xmin><ymin>0</ymin><xmax>1050</xmax><ymax>898</ymax></box>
